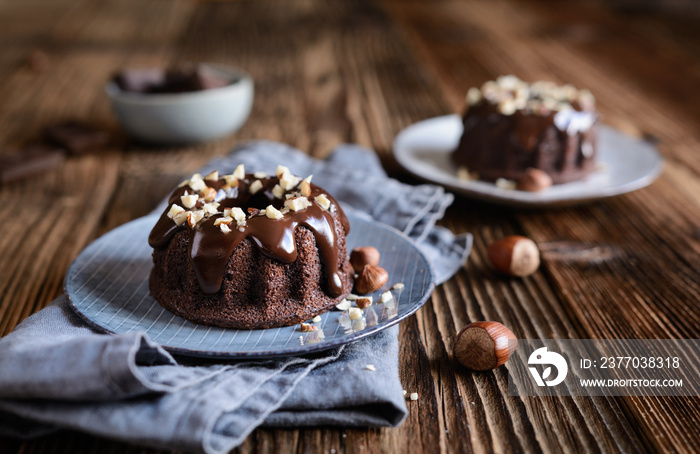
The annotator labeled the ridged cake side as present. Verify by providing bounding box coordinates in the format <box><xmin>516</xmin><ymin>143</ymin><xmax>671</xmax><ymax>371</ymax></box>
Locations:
<box><xmin>150</xmin><ymin>213</ymin><xmax>353</xmax><ymax>329</ymax></box>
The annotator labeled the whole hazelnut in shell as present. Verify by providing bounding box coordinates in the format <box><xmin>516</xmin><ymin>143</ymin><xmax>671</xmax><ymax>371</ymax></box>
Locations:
<box><xmin>487</xmin><ymin>235</ymin><xmax>540</xmax><ymax>277</ymax></box>
<box><xmin>354</xmin><ymin>264</ymin><xmax>388</xmax><ymax>295</ymax></box>
<box><xmin>516</xmin><ymin>168</ymin><xmax>552</xmax><ymax>192</ymax></box>
<box><xmin>453</xmin><ymin>321</ymin><xmax>517</xmax><ymax>371</ymax></box>
<box><xmin>350</xmin><ymin>246</ymin><xmax>380</xmax><ymax>273</ymax></box>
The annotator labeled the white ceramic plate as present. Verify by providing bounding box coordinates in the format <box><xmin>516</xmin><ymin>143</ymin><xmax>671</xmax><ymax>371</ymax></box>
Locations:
<box><xmin>65</xmin><ymin>213</ymin><xmax>435</xmax><ymax>358</ymax></box>
<box><xmin>393</xmin><ymin>115</ymin><xmax>664</xmax><ymax>207</ymax></box>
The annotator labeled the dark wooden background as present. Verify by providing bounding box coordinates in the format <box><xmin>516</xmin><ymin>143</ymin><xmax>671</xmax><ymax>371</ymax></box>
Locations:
<box><xmin>1</xmin><ymin>0</ymin><xmax>699</xmax><ymax>452</ymax></box>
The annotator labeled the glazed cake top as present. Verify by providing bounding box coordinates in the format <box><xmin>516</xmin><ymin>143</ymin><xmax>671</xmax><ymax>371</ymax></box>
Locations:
<box><xmin>464</xmin><ymin>75</ymin><xmax>597</xmax><ymax>135</ymax></box>
<box><xmin>149</xmin><ymin>165</ymin><xmax>350</xmax><ymax>296</ymax></box>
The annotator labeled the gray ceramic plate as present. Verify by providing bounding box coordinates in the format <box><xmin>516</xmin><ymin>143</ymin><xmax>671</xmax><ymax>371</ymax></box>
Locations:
<box><xmin>65</xmin><ymin>212</ymin><xmax>435</xmax><ymax>358</ymax></box>
<box><xmin>393</xmin><ymin>115</ymin><xmax>664</xmax><ymax>207</ymax></box>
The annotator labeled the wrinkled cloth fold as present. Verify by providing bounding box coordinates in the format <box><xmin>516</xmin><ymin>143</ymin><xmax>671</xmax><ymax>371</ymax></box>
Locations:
<box><xmin>0</xmin><ymin>141</ymin><xmax>471</xmax><ymax>453</ymax></box>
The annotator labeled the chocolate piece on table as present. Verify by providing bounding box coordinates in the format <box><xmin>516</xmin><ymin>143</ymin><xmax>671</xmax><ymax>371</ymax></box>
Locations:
<box><xmin>44</xmin><ymin>122</ymin><xmax>110</xmax><ymax>155</ymax></box>
<box><xmin>113</xmin><ymin>65</ymin><xmax>231</xmax><ymax>94</ymax></box>
<box><xmin>0</xmin><ymin>145</ymin><xmax>65</xmax><ymax>185</ymax></box>
<box><xmin>158</xmin><ymin>67</ymin><xmax>203</xmax><ymax>93</ymax></box>
<box><xmin>113</xmin><ymin>69</ymin><xmax>165</xmax><ymax>93</ymax></box>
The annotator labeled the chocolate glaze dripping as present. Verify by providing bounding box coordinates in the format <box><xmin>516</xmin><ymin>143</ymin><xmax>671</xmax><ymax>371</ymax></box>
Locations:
<box><xmin>453</xmin><ymin>101</ymin><xmax>598</xmax><ymax>184</ymax></box>
<box><xmin>465</xmin><ymin>102</ymin><xmax>560</xmax><ymax>153</ymax></box>
<box><xmin>148</xmin><ymin>174</ymin><xmax>350</xmax><ymax>296</ymax></box>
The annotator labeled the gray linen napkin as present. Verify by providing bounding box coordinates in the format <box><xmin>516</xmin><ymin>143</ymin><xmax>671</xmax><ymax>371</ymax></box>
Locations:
<box><xmin>0</xmin><ymin>141</ymin><xmax>471</xmax><ymax>453</ymax></box>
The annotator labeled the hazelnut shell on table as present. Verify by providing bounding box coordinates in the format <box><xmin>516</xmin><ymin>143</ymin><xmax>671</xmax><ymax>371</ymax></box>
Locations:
<box><xmin>350</xmin><ymin>246</ymin><xmax>381</xmax><ymax>273</ymax></box>
<box><xmin>487</xmin><ymin>235</ymin><xmax>540</xmax><ymax>277</ymax></box>
<box><xmin>453</xmin><ymin>321</ymin><xmax>517</xmax><ymax>371</ymax></box>
<box><xmin>354</xmin><ymin>264</ymin><xmax>388</xmax><ymax>295</ymax></box>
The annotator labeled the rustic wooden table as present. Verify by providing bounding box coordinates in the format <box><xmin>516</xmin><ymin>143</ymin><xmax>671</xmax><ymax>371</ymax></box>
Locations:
<box><xmin>1</xmin><ymin>0</ymin><xmax>699</xmax><ymax>452</ymax></box>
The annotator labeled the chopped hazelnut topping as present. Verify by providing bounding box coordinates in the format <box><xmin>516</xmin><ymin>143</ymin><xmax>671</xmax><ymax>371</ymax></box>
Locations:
<box><xmin>230</xmin><ymin>207</ymin><xmax>246</xmax><ymax>223</ymax></box>
<box><xmin>410</xmin><ymin>392</ymin><xmax>418</xmax><ymax>401</ymax></box>
<box><xmin>222</xmin><ymin>174</ymin><xmax>238</xmax><ymax>187</ymax></box>
<box><xmin>188</xmin><ymin>175</ymin><xmax>206</xmax><ymax>192</ymax></box>
<box><xmin>312</xmin><ymin>315</ymin><xmax>322</xmax><ymax>323</ymax></box>
<box><xmin>300</xmin><ymin>323</ymin><xmax>317</xmax><ymax>332</ymax></box>
<box><xmin>204</xmin><ymin>170</ymin><xmax>219</xmax><ymax>181</ymax></box>
<box><xmin>167</xmin><ymin>204</ymin><xmax>185</xmax><ymax>220</ymax></box>
<box><xmin>285</xmin><ymin>196</ymin><xmax>311</xmax><ymax>212</ymax></box>
<box><xmin>249</xmin><ymin>180</ymin><xmax>263</xmax><ymax>194</ymax></box>
<box><xmin>556</xmin><ymin>101</ymin><xmax>573</xmax><ymax>112</ymax></box>
<box><xmin>542</xmin><ymin>97</ymin><xmax>558</xmax><ymax>111</ymax></box>
<box><xmin>562</xmin><ymin>84</ymin><xmax>578</xmax><ymax>99</ymax></box>
<box><xmin>402</xmin><ymin>390</ymin><xmax>407</xmax><ymax>396</ymax></box>
<box><xmin>335</xmin><ymin>299</ymin><xmax>351</xmax><ymax>311</ymax></box>
<box><xmin>497</xmin><ymin>75</ymin><xmax>521</xmax><ymax>90</ymax></box>
<box><xmin>214</xmin><ymin>216</ymin><xmax>233</xmax><ymax>226</ymax></box>
<box><xmin>578</xmin><ymin>89</ymin><xmax>595</xmax><ymax>109</ymax></box>
<box><xmin>498</xmin><ymin>99</ymin><xmax>517</xmax><ymax>116</ymax></box>
<box><xmin>364</xmin><ymin>364</ymin><xmax>376</xmax><ymax>371</ymax></box>
<box><xmin>392</xmin><ymin>283</ymin><xmax>405</xmax><ymax>290</ymax></box>
<box><xmin>276</xmin><ymin>165</ymin><xmax>290</xmax><ymax>178</ymax></box>
<box><xmin>172</xmin><ymin>211</ymin><xmax>188</xmax><ymax>226</ymax></box>
<box><xmin>186</xmin><ymin>211</ymin><xmax>197</xmax><ymax>228</ymax></box>
<box><xmin>481</xmin><ymin>80</ymin><xmax>498</xmax><ymax>100</ymax></box>
<box><xmin>300</xmin><ymin>179</ymin><xmax>312</xmax><ymax>197</ymax></box>
<box><xmin>380</xmin><ymin>291</ymin><xmax>393</xmax><ymax>303</ymax></box>
<box><xmin>280</xmin><ymin>173</ymin><xmax>301</xmax><ymax>190</ymax></box>
<box><xmin>219</xmin><ymin>223</ymin><xmax>232</xmax><ymax>233</ymax></box>
<box><xmin>469</xmin><ymin>75</ymin><xmax>596</xmax><ymax>122</ymax></box>
<box><xmin>247</xmin><ymin>207</ymin><xmax>260</xmax><ymax>217</ymax></box>
<box><xmin>352</xmin><ymin>317</ymin><xmax>366</xmax><ymax>331</ymax></box>
<box><xmin>232</xmin><ymin>164</ymin><xmax>245</xmax><ymax>180</ymax></box>
<box><xmin>180</xmin><ymin>194</ymin><xmax>198</xmax><ymax>209</ymax></box>
<box><xmin>254</xmin><ymin>171</ymin><xmax>269</xmax><ymax>179</ymax></box>
<box><xmin>272</xmin><ymin>184</ymin><xmax>285</xmax><ymax>199</ymax></box>
<box><xmin>201</xmin><ymin>187</ymin><xmax>217</xmax><ymax>202</ymax></box>
<box><xmin>348</xmin><ymin>307</ymin><xmax>363</xmax><ymax>320</ymax></box>
<box><xmin>301</xmin><ymin>175</ymin><xmax>313</xmax><ymax>194</ymax></box>
<box><xmin>345</xmin><ymin>294</ymin><xmax>361</xmax><ymax>301</ymax></box>
<box><xmin>457</xmin><ymin>167</ymin><xmax>469</xmax><ymax>180</ymax></box>
<box><xmin>314</xmin><ymin>194</ymin><xmax>331</xmax><ymax>210</ymax></box>
<box><xmin>202</xmin><ymin>202</ymin><xmax>219</xmax><ymax>215</ymax></box>
<box><xmin>265</xmin><ymin>205</ymin><xmax>283</xmax><ymax>220</ymax></box>
<box><xmin>466</xmin><ymin>87</ymin><xmax>482</xmax><ymax>105</ymax></box>
<box><xmin>457</xmin><ymin>166</ymin><xmax>478</xmax><ymax>181</ymax></box>
<box><xmin>495</xmin><ymin>178</ymin><xmax>517</xmax><ymax>190</ymax></box>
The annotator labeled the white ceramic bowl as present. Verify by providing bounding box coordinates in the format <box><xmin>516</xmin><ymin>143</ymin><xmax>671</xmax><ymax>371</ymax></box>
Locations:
<box><xmin>106</xmin><ymin>64</ymin><xmax>253</xmax><ymax>145</ymax></box>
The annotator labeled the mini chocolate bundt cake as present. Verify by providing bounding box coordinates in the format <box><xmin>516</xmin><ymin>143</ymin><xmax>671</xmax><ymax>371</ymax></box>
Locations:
<box><xmin>453</xmin><ymin>75</ymin><xmax>599</xmax><ymax>186</ymax></box>
<box><xmin>148</xmin><ymin>165</ymin><xmax>354</xmax><ymax>329</ymax></box>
